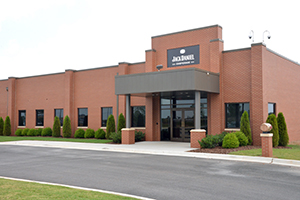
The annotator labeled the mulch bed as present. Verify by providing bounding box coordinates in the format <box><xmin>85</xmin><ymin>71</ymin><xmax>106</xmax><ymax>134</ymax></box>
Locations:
<box><xmin>189</xmin><ymin>145</ymin><xmax>292</xmax><ymax>154</ymax></box>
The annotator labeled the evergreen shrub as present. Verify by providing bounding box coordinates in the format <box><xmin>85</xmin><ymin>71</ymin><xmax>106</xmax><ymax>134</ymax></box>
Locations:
<box><xmin>74</xmin><ymin>129</ymin><xmax>85</xmax><ymax>138</ymax></box>
<box><xmin>117</xmin><ymin>113</ymin><xmax>126</xmax><ymax>132</ymax></box>
<box><xmin>22</xmin><ymin>128</ymin><xmax>29</xmax><ymax>136</ymax></box>
<box><xmin>135</xmin><ymin>131</ymin><xmax>145</xmax><ymax>142</ymax></box>
<box><xmin>266</xmin><ymin>114</ymin><xmax>279</xmax><ymax>147</ymax></box>
<box><xmin>234</xmin><ymin>131</ymin><xmax>248</xmax><ymax>146</ymax></box>
<box><xmin>15</xmin><ymin>129</ymin><xmax>23</xmax><ymax>136</ymax></box>
<box><xmin>52</xmin><ymin>116</ymin><xmax>61</xmax><ymax>137</ymax></box>
<box><xmin>0</xmin><ymin>117</ymin><xmax>4</xmax><ymax>136</ymax></box>
<box><xmin>198</xmin><ymin>132</ymin><xmax>227</xmax><ymax>148</ymax></box>
<box><xmin>106</xmin><ymin>115</ymin><xmax>115</xmax><ymax>139</ymax></box>
<box><xmin>27</xmin><ymin>129</ymin><xmax>36</xmax><ymax>136</ymax></box>
<box><xmin>240</xmin><ymin>111</ymin><xmax>252</xmax><ymax>144</ymax></box>
<box><xmin>36</xmin><ymin>128</ymin><xmax>43</xmax><ymax>136</ymax></box>
<box><xmin>63</xmin><ymin>115</ymin><xmax>72</xmax><ymax>138</ymax></box>
<box><xmin>277</xmin><ymin>112</ymin><xmax>289</xmax><ymax>146</ymax></box>
<box><xmin>42</xmin><ymin>127</ymin><xmax>52</xmax><ymax>137</ymax></box>
<box><xmin>84</xmin><ymin>128</ymin><xmax>95</xmax><ymax>138</ymax></box>
<box><xmin>110</xmin><ymin>131</ymin><xmax>121</xmax><ymax>143</ymax></box>
<box><xmin>95</xmin><ymin>129</ymin><xmax>106</xmax><ymax>139</ymax></box>
<box><xmin>3</xmin><ymin>116</ymin><xmax>11</xmax><ymax>136</ymax></box>
<box><xmin>222</xmin><ymin>133</ymin><xmax>239</xmax><ymax>148</ymax></box>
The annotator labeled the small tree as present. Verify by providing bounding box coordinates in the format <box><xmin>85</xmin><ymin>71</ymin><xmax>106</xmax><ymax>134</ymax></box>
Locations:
<box><xmin>52</xmin><ymin>116</ymin><xmax>61</xmax><ymax>137</ymax></box>
<box><xmin>117</xmin><ymin>113</ymin><xmax>126</xmax><ymax>132</ymax></box>
<box><xmin>240</xmin><ymin>111</ymin><xmax>252</xmax><ymax>145</ymax></box>
<box><xmin>3</xmin><ymin>116</ymin><xmax>11</xmax><ymax>136</ymax></box>
<box><xmin>0</xmin><ymin>117</ymin><xmax>4</xmax><ymax>136</ymax></box>
<box><xmin>106</xmin><ymin>114</ymin><xmax>115</xmax><ymax>139</ymax></box>
<box><xmin>266</xmin><ymin>114</ymin><xmax>279</xmax><ymax>147</ymax></box>
<box><xmin>63</xmin><ymin>115</ymin><xmax>72</xmax><ymax>138</ymax></box>
<box><xmin>277</xmin><ymin>112</ymin><xmax>289</xmax><ymax>146</ymax></box>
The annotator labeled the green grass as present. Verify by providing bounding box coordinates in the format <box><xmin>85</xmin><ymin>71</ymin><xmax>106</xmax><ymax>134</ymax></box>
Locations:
<box><xmin>230</xmin><ymin>145</ymin><xmax>300</xmax><ymax>160</ymax></box>
<box><xmin>0</xmin><ymin>136</ymin><xmax>112</xmax><ymax>144</ymax></box>
<box><xmin>0</xmin><ymin>178</ymin><xmax>137</xmax><ymax>200</ymax></box>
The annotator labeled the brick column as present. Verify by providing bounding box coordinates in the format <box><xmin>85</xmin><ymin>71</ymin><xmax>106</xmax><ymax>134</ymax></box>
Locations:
<box><xmin>260</xmin><ymin>133</ymin><xmax>273</xmax><ymax>157</ymax></box>
<box><xmin>190</xmin><ymin>129</ymin><xmax>206</xmax><ymax>148</ymax></box>
<box><xmin>122</xmin><ymin>128</ymin><xmax>135</xmax><ymax>144</ymax></box>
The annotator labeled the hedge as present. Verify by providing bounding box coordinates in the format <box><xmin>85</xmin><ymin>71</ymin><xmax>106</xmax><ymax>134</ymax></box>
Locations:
<box><xmin>0</xmin><ymin>117</ymin><xmax>4</xmax><ymax>136</ymax></box>
<box><xmin>95</xmin><ymin>129</ymin><xmax>106</xmax><ymax>139</ymax></box>
<box><xmin>41</xmin><ymin>127</ymin><xmax>52</xmax><ymax>137</ymax></box>
<box><xmin>84</xmin><ymin>128</ymin><xmax>95</xmax><ymax>138</ymax></box>
<box><xmin>277</xmin><ymin>112</ymin><xmax>289</xmax><ymax>146</ymax></box>
<box><xmin>106</xmin><ymin>115</ymin><xmax>115</xmax><ymax>139</ymax></box>
<box><xmin>75</xmin><ymin>129</ymin><xmax>85</xmax><ymax>138</ymax></box>
<box><xmin>63</xmin><ymin>115</ymin><xmax>72</xmax><ymax>138</ymax></box>
<box><xmin>266</xmin><ymin>114</ymin><xmax>279</xmax><ymax>147</ymax></box>
<box><xmin>3</xmin><ymin>116</ymin><xmax>11</xmax><ymax>136</ymax></box>
<box><xmin>52</xmin><ymin>116</ymin><xmax>61</xmax><ymax>137</ymax></box>
<box><xmin>222</xmin><ymin>133</ymin><xmax>239</xmax><ymax>148</ymax></box>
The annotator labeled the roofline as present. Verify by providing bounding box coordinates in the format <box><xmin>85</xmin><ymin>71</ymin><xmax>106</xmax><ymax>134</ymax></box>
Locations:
<box><xmin>152</xmin><ymin>24</ymin><xmax>222</xmax><ymax>38</ymax></box>
<box><xmin>267</xmin><ymin>48</ymin><xmax>300</xmax><ymax>66</ymax></box>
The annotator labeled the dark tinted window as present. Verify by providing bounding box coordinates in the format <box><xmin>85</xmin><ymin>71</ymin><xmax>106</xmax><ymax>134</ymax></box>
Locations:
<box><xmin>36</xmin><ymin>110</ymin><xmax>44</xmax><ymax>126</ymax></box>
<box><xmin>226</xmin><ymin>103</ymin><xmax>249</xmax><ymax>128</ymax></box>
<box><xmin>19</xmin><ymin>110</ymin><xmax>26</xmax><ymax>126</ymax></box>
<box><xmin>102</xmin><ymin>107</ymin><xmax>112</xmax><ymax>127</ymax></box>
<box><xmin>132</xmin><ymin>106</ymin><xmax>145</xmax><ymax>127</ymax></box>
<box><xmin>55</xmin><ymin>109</ymin><xmax>64</xmax><ymax>126</ymax></box>
<box><xmin>78</xmin><ymin>108</ymin><xmax>88</xmax><ymax>127</ymax></box>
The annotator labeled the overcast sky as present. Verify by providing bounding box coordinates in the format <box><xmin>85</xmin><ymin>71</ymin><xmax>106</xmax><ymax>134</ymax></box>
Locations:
<box><xmin>0</xmin><ymin>0</ymin><xmax>299</xmax><ymax>80</ymax></box>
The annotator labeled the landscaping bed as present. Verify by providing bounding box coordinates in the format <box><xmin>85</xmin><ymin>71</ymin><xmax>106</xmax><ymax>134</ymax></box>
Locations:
<box><xmin>189</xmin><ymin>145</ymin><xmax>291</xmax><ymax>154</ymax></box>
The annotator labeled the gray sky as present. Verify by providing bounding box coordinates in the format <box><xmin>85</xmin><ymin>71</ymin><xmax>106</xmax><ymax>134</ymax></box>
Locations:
<box><xmin>0</xmin><ymin>0</ymin><xmax>299</xmax><ymax>80</ymax></box>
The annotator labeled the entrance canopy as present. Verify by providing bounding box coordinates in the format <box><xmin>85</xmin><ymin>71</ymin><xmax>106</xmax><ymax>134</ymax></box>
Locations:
<box><xmin>115</xmin><ymin>68</ymin><xmax>219</xmax><ymax>95</ymax></box>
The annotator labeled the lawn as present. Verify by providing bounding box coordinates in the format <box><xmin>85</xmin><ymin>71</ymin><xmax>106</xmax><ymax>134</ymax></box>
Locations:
<box><xmin>0</xmin><ymin>178</ymin><xmax>137</xmax><ymax>200</ymax></box>
<box><xmin>229</xmin><ymin>145</ymin><xmax>300</xmax><ymax>160</ymax></box>
<box><xmin>0</xmin><ymin>136</ymin><xmax>112</xmax><ymax>144</ymax></box>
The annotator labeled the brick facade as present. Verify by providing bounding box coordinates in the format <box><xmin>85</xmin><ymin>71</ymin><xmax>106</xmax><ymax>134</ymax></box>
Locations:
<box><xmin>0</xmin><ymin>25</ymin><xmax>299</xmax><ymax>145</ymax></box>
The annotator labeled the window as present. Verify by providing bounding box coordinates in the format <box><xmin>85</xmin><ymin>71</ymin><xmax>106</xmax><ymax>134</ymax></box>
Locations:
<box><xmin>101</xmin><ymin>107</ymin><xmax>112</xmax><ymax>127</ymax></box>
<box><xmin>225</xmin><ymin>103</ymin><xmax>249</xmax><ymax>128</ymax></box>
<box><xmin>36</xmin><ymin>110</ymin><xmax>44</xmax><ymax>126</ymax></box>
<box><xmin>18</xmin><ymin>110</ymin><xmax>26</xmax><ymax>126</ymax></box>
<box><xmin>55</xmin><ymin>109</ymin><xmax>64</xmax><ymax>126</ymax></box>
<box><xmin>78</xmin><ymin>108</ymin><xmax>88</xmax><ymax>127</ymax></box>
<box><xmin>268</xmin><ymin>103</ymin><xmax>276</xmax><ymax>115</ymax></box>
<box><xmin>132</xmin><ymin>106</ymin><xmax>145</xmax><ymax>127</ymax></box>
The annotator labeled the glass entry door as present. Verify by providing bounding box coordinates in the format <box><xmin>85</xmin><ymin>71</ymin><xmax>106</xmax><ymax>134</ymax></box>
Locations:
<box><xmin>171</xmin><ymin>109</ymin><xmax>194</xmax><ymax>142</ymax></box>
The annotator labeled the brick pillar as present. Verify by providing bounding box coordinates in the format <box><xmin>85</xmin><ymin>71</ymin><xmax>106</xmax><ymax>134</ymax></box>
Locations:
<box><xmin>122</xmin><ymin>128</ymin><xmax>135</xmax><ymax>144</ymax></box>
<box><xmin>190</xmin><ymin>129</ymin><xmax>206</xmax><ymax>148</ymax></box>
<box><xmin>260</xmin><ymin>133</ymin><xmax>273</xmax><ymax>157</ymax></box>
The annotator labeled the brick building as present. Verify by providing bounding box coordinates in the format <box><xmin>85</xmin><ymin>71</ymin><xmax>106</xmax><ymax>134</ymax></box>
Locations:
<box><xmin>0</xmin><ymin>25</ymin><xmax>299</xmax><ymax>145</ymax></box>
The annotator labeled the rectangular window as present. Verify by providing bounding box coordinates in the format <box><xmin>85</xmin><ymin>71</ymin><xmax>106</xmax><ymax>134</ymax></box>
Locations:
<box><xmin>101</xmin><ymin>107</ymin><xmax>112</xmax><ymax>127</ymax></box>
<box><xmin>54</xmin><ymin>109</ymin><xmax>64</xmax><ymax>126</ymax></box>
<box><xmin>132</xmin><ymin>106</ymin><xmax>145</xmax><ymax>127</ymax></box>
<box><xmin>18</xmin><ymin>110</ymin><xmax>26</xmax><ymax>126</ymax></box>
<box><xmin>36</xmin><ymin>110</ymin><xmax>44</xmax><ymax>126</ymax></box>
<box><xmin>225</xmin><ymin>103</ymin><xmax>249</xmax><ymax>128</ymax></box>
<box><xmin>78</xmin><ymin>108</ymin><xmax>88</xmax><ymax>127</ymax></box>
<box><xmin>268</xmin><ymin>103</ymin><xmax>276</xmax><ymax>115</ymax></box>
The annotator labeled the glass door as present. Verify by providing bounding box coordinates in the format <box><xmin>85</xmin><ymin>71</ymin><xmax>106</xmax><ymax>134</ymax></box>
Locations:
<box><xmin>171</xmin><ymin>109</ymin><xmax>194</xmax><ymax>142</ymax></box>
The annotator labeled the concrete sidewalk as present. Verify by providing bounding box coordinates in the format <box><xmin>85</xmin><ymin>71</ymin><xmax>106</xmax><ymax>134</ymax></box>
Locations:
<box><xmin>1</xmin><ymin>140</ymin><xmax>300</xmax><ymax>168</ymax></box>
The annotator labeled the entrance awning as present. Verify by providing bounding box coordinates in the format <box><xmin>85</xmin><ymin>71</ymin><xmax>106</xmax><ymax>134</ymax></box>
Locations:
<box><xmin>115</xmin><ymin>68</ymin><xmax>219</xmax><ymax>95</ymax></box>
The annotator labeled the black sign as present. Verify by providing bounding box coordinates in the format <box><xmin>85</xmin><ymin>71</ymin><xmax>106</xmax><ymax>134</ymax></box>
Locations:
<box><xmin>167</xmin><ymin>45</ymin><xmax>199</xmax><ymax>67</ymax></box>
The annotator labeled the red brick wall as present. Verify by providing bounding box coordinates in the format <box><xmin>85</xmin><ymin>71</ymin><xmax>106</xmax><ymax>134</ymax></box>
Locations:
<box><xmin>0</xmin><ymin>80</ymin><xmax>8</xmax><ymax>120</ymax></box>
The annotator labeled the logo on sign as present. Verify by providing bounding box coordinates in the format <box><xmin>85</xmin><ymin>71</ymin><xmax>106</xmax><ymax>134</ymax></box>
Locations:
<box><xmin>167</xmin><ymin>45</ymin><xmax>199</xmax><ymax>67</ymax></box>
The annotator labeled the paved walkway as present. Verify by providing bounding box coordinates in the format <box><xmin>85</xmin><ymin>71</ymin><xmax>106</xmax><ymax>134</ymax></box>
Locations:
<box><xmin>1</xmin><ymin>140</ymin><xmax>300</xmax><ymax>168</ymax></box>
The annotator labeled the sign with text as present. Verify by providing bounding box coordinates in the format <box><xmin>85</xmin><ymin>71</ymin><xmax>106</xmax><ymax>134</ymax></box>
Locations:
<box><xmin>167</xmin><ymin>45</ymin><xmax>199</xmax><ymax>67</ymax></box>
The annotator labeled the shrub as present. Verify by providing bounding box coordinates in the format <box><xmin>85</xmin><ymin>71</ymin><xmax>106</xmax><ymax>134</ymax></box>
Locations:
<box><xmin>63</xmin><ymin>115</ymin><xmax>72</xmax><ymax>138</ymax></box>
<box><xmin>95</xmin><ymin>129</ymin><xmax>106</xmax><ymax>139</ymax></box>
<box><xmin>41</xmin><ymin>127</ymin><xmax>52</xmax><ymax>137</ymax></box>
<box><xmin>27</xmin><ymin>129</ymin><xmax>36</xmax><ymax>136</ymax></box>
<box><xmin>277</xmin><ymin>112</ymin><xmax>289</xmax><ymax>146</ymax></box>
<box><xmin>15</xmin><ymin>129</ymin><xmax>23</xmax><ymax>136</ymax></box>
<box><xmin>266</xmin><ymin>114</ymin><xmax>279</xmax><ymax>147</ymax></box>
<box><xmin>74</xmin><ymin>129</ymin><xmax>85</xmax><ymax>138</ymax></box>
<box><xmin>240</xmin><ymin>111</ymin><xmax>252</xmax><ymax>144</ymax></box>
<box><xmin>117</xmin><ymin>113</ymin><xmax>126</xmax><ymax>132</ymax></box>
<box><xmin>0</xmin><ymin>117</ymin><xmax>4</xmax><ymax>136</ymax></box>
<box><xmin>234</xmin><ymin>131</ymin><xmax>248</xmax><ymax>146</ymax></box>
<box><xmin>3</xmin><ymin>116</ymin><xmax>11</xmax><ymax>136</ymax></box>
<box><xmin>222</xmin><ymin>133</ymin><xmax>239</xmax><ymax>148</ymax></box>
<box><xmin>198</xmin><ymin>132</ymin><xmax>227</xmax><ymax>148</ymax></box>
<box><xmin>106</xmin><ymin>115</ymin><xmax>115</xmax><ymax>139</ymax></box>
<box><xmin>52</xmin><ymin>116</ymin><xmax>61</xmax><ymax>137</ymax></box>
<box><xmin>36</xmin><ymin>128</ymin><xmax>43</xmax><ymax>136</ymax></box>
<box><xmin>85</xmin><ymin>128</ymin><xmax>95</xmax><ymax>138</ymax></box>
<box><xmin>110</xmin><ymin>131</ymin><xmax>121</xmax><ymax>143</ymax></box>
<box><xmin>135</xmin><ymin>131</ymin><xmax>145</xmax><ymax>142</ymax></box>
<box><xmin>22</xmin><ymin>128</ymin><xmax>29</xmax><ymax>136</ymax></box>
